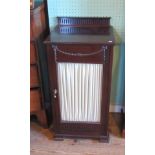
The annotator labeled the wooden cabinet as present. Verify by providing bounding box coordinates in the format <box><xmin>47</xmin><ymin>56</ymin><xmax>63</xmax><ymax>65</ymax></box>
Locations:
<box><xmin>44</xmin><ymin>17</ymin><xmax>115</xmax><ymax>141</ymax></box>
<box><xmin>30</xmin><ymin>90</ymin><xmax>42</xmax><ymax>112</ymax></box>
<box><xmin>30</xmin><ymin>42</ymin><xmax>37</xmax><ymax>64</ymax></box>
<box><xmin>30</xmin><ymin>0</ymin><xmax>52</xmax><ymax>127</ymax></box>
<box><xmin>30</xmin><ymin>65</ymin><xmax>39</xmax><ymax>87</ymax></box>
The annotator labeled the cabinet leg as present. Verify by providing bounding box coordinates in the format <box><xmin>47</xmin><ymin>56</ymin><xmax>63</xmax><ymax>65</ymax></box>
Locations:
<box><xmin>99</xmin><ymin>133</ymin><xmax>109</xmax><ymax>143</ymax></box>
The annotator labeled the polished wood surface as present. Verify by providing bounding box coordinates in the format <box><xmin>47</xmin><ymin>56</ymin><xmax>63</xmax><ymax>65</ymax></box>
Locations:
<box><xmin>46</xmin><ymin>44</ymin><xmax>113</xmax><ymax>142</ymax></box>
<box><xmin>30</xmin><ymin>2</ymin><xmax>46</xmax><ymax>39</ymax></box>
<box><xmin>56</xmin><ymin>17</ymin><xmax>110</xmax><ymax>34</ymax></box>
<box><xmin>30</xmin><ymin>0</ymin><xmax>51</xmax><ymax>127</ymax></box>
<box><xmin>57</xmin><ymin>17</ymin><xmax>110</xmax><ymax>26</ymax></box>
<box><xmin>30</xmin><ymin>65</ymin><xmax>39</xmax><ymax>88</ymax></box>
<box><xmin>30</xmin><ymin>42</ymin><xmax>37</xmax><ymax>64</ymax></box>
<box><xmin>30</xmin><ymin>89</ymin><xmax>41</xmax><ymax>112</ymax></box>
<box><xmin>44</xmin><ymin>27</ymin><xmax>114</xmax><ymax>44</ymax></box>
<box><xmin>44</xmin><ymin>17</ymin><xmax>115</xmax><ymax>142</ymax></box>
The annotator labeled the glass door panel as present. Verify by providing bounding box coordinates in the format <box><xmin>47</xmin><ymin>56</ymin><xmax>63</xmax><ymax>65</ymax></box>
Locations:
<box><xmin>57</xmin><ymin>62</ymin><xmax>103</xmax><ymax>123</ymax></box>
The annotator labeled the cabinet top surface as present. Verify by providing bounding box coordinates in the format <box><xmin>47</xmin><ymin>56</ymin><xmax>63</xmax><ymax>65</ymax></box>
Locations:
<box><xmin>44</xmin><ymin>26</ymin><xmax>115</xmax><ymax>45</ymax></box>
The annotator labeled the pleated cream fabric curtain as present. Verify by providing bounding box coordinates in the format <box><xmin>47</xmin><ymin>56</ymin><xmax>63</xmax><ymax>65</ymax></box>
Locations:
<box><xmin>57</xmin><ymin>63</ymin><xmax>103</xmax><ymax>122</ymax></box>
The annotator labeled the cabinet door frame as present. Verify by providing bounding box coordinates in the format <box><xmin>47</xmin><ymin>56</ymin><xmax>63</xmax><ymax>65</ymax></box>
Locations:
<box><xmin>46</xmin><ymin>43</ymin><xmax>113</xmax><ymax>139</ymax></box>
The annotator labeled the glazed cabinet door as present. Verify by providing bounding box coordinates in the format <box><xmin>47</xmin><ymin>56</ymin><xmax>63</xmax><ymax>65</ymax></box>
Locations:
<box><xmin>47</xmin><ymin>44</ymin><xmax>113</xmax><ymax>137</ymax></box>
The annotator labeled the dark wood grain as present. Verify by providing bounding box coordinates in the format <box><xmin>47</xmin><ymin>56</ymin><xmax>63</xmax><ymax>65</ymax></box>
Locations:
<box><xmin>44</xmin><ymin>17</ymin><xmax>115</xmax><ymax>141</ymax></box>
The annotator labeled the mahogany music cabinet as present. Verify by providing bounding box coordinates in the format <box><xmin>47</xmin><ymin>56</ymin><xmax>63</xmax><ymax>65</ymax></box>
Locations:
<box><xmin>44</xmin><ymin>17</ymin><xmax>115</xmax><ymax>142</ymax></box>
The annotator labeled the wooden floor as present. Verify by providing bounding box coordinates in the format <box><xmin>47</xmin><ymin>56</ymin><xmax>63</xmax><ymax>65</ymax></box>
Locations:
<box><xmin>30</xmin><ymin>113</ymin><xmax>125</xmax><ymax>155</ymax></box>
